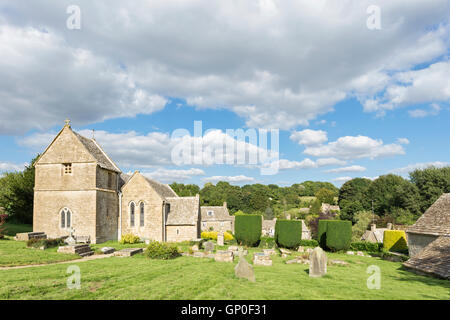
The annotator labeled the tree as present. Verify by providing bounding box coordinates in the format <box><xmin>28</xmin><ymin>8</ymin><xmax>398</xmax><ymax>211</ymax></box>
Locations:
<box><xmin>0</xmin><ymin>156</ymin><xmax>38</xmax><ymax>224</ymax></box>
<box><xmin>351</xmin><ymin>210</ymin><xmax>373</xmax><ymax>242</ymax></box>
<box><xmin>315</xmin><ymin>188</ymin><xmax>336</xmax><ymax>205</ymax></box>
<box><xmin>338</xmin><ymin>178</ymin><xmax>372</xmax><ymax>210</ymax></box>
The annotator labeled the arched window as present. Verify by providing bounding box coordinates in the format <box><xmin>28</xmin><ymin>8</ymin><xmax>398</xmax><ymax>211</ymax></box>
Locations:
<box><xmin>130</xmin><ymin>202</ymin><xmax>135</xmax><ymax>227</ymax></box>
<box><xmin>60</xmin><ymin>208</ymin><xmax>72</xmax><ymax>229</ymax></box>
<box><xmin>140</xmin><ymin>202</ymin><xmax>145</xmax><ymax>227</ymax></box>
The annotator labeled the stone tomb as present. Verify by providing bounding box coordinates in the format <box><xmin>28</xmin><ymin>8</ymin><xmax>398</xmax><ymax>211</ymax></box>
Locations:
<box><xmin>58</xmin><ymin>244</ymin><xmax>94</xmax><ymax>257</ymax></box>
<box><xmin>113</xmin><ymin>248</ymin><xmax>143</xmax><ymax>257</ymax></box>
<box><xmin>215</xmin><ymin>250</ymin><xmax>234</xmax><ymax>263</ymax></box>
<box><xmin>101</xmin><ymin>247</ymin><xmax>116</xmax><ymax>254</ymax></box>
<box><xmin>253</xmin><ymin>252</ymin><xmax>273</xmax><ymax>266</ymax></box>
<box><xmin>15</xmin><ymin>232</ymin><xmax>47</xmax><ymax>241</ymax></box>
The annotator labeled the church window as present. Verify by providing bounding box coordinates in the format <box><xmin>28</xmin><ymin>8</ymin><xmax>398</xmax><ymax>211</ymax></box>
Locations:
<box><xmin>130</xmin><ymin>202</ymin><xmax>135</xmax><ymax>227</ymax></box>
<box><xmin>60</xmin><ymin>208</ymin><xmax>72</xmax><ymax>229</ymax></box>
<box><xmin>63</xmin><ymin>163</ymin><xmax>72</xmax><ymax>175</ymax></box>
<box><xmin>140</xmin><ymin>202</ymin><xmax>145</xmax><ymax>227</ymax></box>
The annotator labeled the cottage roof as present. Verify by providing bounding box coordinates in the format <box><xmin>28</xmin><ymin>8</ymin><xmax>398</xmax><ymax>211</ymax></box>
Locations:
<box><xmin>200</xmin><ymin>206</ymin><xmax>234</xmax><ymax>221</ymax></box>
<box><xmin>403</xmin><ymin>236</ymin><xmax>450</xmax><ymax>280</ymax></box>
<box><xmin>143</xmin><ymin>176</ymin><xmax>178</xmax><ymax>199</ymax></box>
<box><xmin>72</xmin><ymin>131</ymin><xmax>121</xmax><ymax>173</ymax></box>
<box><xmin>406</xmin><ymin>193</ymin><xmax>450</xmax><ymax>236</ymax></box>
<box><xmin>165</xmin><ymin>197</ymin><xmax>200</xmax><ymax>225</ymax></box>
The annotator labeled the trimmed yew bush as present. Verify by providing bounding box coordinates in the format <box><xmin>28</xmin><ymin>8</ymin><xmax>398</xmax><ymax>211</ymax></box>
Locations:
<box><xmin>326</xmin><ymin>220</ymin><xmax>352</xmax><ymax>251</ymax></box>
<box><xmin>383</xmin><ymin>230</ymin><xmax>408</xmax><ymax>253</ymax></box>
<box><xmin>234</xmin><ymin>214</ymin><xmax>262</xmax><ymax>247</ymax></box>
<box><xmin>274</xmin><ymin>220</ymin><xmax>302</xmax><ymax>249</ymax></box>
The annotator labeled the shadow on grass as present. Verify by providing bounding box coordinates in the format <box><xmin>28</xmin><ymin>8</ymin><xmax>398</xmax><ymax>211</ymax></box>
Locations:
<box><xmin>394</xmin><ymin>265</ymin><xmax>450</xmax><ymax>288</ymax></box>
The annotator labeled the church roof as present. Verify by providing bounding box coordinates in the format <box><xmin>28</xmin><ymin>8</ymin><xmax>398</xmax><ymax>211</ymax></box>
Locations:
<box><xmin>72</xmin><ymin>131</ymin><xmax>121</xmax><ymax>173</ymax></box>
<box><xmin>406</xmin><ymin>193</ymin><xmax>450</xmax><ymax>236</ymax></box>
<box><xmin>200</xmin><ymin>206</ymin><xmax>234</xmax><ymax>221</ymax></box>
<box><xmin>403</xmin><ymin>236</ymin><xmax>450</xmax><ymax>280</ymax></box>
<box><xmin>165</xmin><ymin>196</ymin><xmax>200</xmax><ymax>225</ymax></box>
<box><xmin>143</xmin><ymin>176</ymin><xmax>178</xmax><ymax>199</ymax></box>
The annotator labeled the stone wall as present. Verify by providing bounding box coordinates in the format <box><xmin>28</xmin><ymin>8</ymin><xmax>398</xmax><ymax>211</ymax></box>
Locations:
<box><xmin>201</xmin><ymin>221</ymin><xmax>234</xmax><ymax>233</ymax></box>
<box><xmin>407</xmin><ymin>232</ymin><xmax>438</xmax><ymax>258</ymax></box>
<box><xmin>96</xmin><ymin>190</ymin><xmax>119</xmax><ymax>243</ymax></box>
<box><xmin>166</xmin><ymin>225</ymin><xmax>198</xmax><ymax>242</ymax></box>
<box><xmin>121</xmin><ymin>173</ymin><xmax>164</xmax><ymax>242</ymax></box>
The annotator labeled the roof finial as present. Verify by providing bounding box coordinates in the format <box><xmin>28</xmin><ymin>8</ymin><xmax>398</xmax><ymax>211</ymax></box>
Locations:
<box><xmin>64</xmin><ymin>119</ymin><xmax>71</xmax><ymax>127</ymax></box>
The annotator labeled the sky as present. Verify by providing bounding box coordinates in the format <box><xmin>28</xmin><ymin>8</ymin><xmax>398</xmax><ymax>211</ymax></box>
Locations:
<box><xmin>0</xmin><ymin>0</ymin><xmax>449</xmax><ymax>187</ymax></box>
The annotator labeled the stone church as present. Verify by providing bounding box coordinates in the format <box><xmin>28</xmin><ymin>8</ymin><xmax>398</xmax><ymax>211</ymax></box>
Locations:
<box><xmin>33</xmin><ymin>121</ymin><xmax>233</xmax><ymax>244</ymax></box>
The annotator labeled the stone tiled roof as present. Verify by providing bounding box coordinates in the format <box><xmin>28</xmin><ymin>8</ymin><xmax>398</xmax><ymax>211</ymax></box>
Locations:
<box><xmin>361</xmin><ymin>229</ymin><xmax>388</xmax><ymax>243</ymax></box>
<box><xmin>165</xmin><ymin>197</ymin><xmax>200</xmax><ymax>225</ymax></box>
<box><xmin>406</xmin><ymin>193</ymin><xmax>450</xmax><ymax>236</ymax></box>
<box><xmin>403</xmin><ymin>236</ymin><xmax>450</xmax><ymax>280</ymax></box>
<box><xmin>73</xmin><ymin>131</ymin><xmax>121</xmax><ymax>173</ymax></box>
<box><xmin>143</xmin><ymin>177</ymin><xmax>178</xmax><ymax>199</ymax></box>
<box><xmin>119</xmin><ymin>173</ymin><xmax>131</xmax><ymax>190</ymax></box>
<box><xmin>200</xmin><ymin>206</ymin><xmax>234</xmax><ymax>221</ymax></box>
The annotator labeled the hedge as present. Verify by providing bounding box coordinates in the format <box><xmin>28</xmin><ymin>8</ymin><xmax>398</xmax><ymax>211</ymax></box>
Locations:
<box><xmin>350</xmin><ymin>241</ymin><xmax>383</xmax><ymax>252</ymax></box>
<box><xmin>146</xmin><ymin>241</ymin><xmax>180</xmax><ymax>260</ymax></box>
<box><xmin>318</xmin><ymin>220</ymin><xmax>352</xmax><ymax>251</ymax></box>
<box><xmin>299</xmin><ymin>239</ymin><xmax>319</xmax><ymax>247</ymax></box>
<box><xmin>26</xmin><ymin>238</ymin><xmax>63</xmax><ymax>249</ymax></box>
<box><xmin>383</xmin><ymin>230</ymin><xmax>408</xmax><ymax>252</ymax></box>
<box><xmin>274</xmin><ymin>220</ymin><xmax>302</xmax><ymax>249</ymax></box>
<box><xmin>234</xmin><ymin>214</ymin><xmax>262</xmax><ymax>247</ymax></box>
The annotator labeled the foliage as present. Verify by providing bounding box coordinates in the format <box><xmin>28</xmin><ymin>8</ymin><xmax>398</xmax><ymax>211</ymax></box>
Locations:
<box><xmin>258</xmin><ymin>237</ymin><xmax>276</xmax><ymax>248</ymax></box>
<box><xmin>26</xmin><ymin>238</ymin><xmax>63</xmax><ymax>249</ymax></box>
<box><xmin>169</xmin><ymin>182</ymin><xmax>200</xmax><ymax>197</ymax></box>
<box><xmin>274</xmin><ymin>220</ymin><xmax>302</xmax><ymax>249</ymax></box>
<box><xmin>234</xmin><ymin>214</ymin><xmax>262</xmax><ymax>247</ymax></box>
<box><xmin>351</xmin><ymin>210</ymin><xmax>373</xmax><ymax>242</ymax></box>
<box><xmin>390</xmin><ymin>208</ymin><xmax>416</xmax><ymax>225</ymax></box>
<box><xmin>338</xmin><ymin>178</ymin><xmax>372</xmax><ymax>222</ymax></box>
<box><xmin>383</xmin><ymin>230</ymin><xmax>408</xmax><ymax>253</ymax></box>
<box><xmin>309</xmin><ymin>211</ymin><xmax>336</xmax><ymax>240</ymax></box>
<box><xmin>309</xmin><ymin>199</ymin><xmax>322</xmax><ymax>216</ymax></box>
<box><xmin>0</xmin><ymin>214</ymin><xmax>7</xmax><ymax>239</ymax></box>
<box><xmin>350</xmin><ymin>241</ymin><xmax>383</xmax><ymax>252</ymax></box>
<box><xmin>146</xmin><ymin>241</ymin><xmax>180</xmax><ymax>260</ymax></box>
<box><xmin>315</xmin><ymin>188</ymin><xmax>337</xmax><ymax>205</ymax></box>
<box><xmin>0</xmin><ymin>156</ymin><xmax>38</xmax><ymax>224</ymax></box>
<box><xmin>298</xmin><ymin>239</ymin><xmax>319</xmax><ymax>247</ymax></box>
<box><xmin>120</xmin><ymin>233</ymin><xmax>141</xmax><ymax>244</ymax></box>
<box><xmin>201</xmin><ymin>231</ymin><xmax>233</xmax><ymax>241</ymax></box>
<box><xmin>325</xmin><ymin>220</ymin><xmax>352</xmax><ymax>251</ymax></box>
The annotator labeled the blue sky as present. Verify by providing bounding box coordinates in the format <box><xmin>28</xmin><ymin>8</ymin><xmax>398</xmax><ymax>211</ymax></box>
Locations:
<box><xmin>0</xmin><ymin>1</ymin><xmax>449</xmax><ymax>187</ymax></box>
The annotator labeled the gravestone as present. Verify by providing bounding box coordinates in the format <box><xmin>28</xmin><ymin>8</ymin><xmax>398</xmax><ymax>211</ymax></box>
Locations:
<box><xmin>217</xmin><ymin>233</ymin><xmax>224</xmax><ymax>246</ymax></box>
<box><xmin>309</xmin><ymin>247</ymin><xmax>327</xmax><ymax>277</ymax></box>
<box><xmin>191</xmin><ymin>244</ymin><xmax>199</xmax><ymax>252</ymax></box>
<box><xmin>101</xmin><ymin>247</ymin><xmax>116</xmax><ymax>254</ymax></box>
<box><xmin>234</xmin><ymin>252</ymin><xmax>255</xmax><ymax>282</ymax></box>
<box><xmin>204</xmin><ymin>241</ymin><xmax>215</xmax><ymax>253</ymax></box>
<box><xmin>64</xmin><ymin>227</ymin><xmax>76</xmax><ymax>245</ymax></box>
<box><xmin>215</xmin><ymin>250</ymin><xmax>233</xmax><ymax>263</ymax></box>
<box><xmin>113</xmin><ymin>248</ymin><xmax>143</xmax><ymax>257</ymax></box>
<box><xmin>279</xmin><ymin>248</ymin><xmax>291</xmax><ymax>255</ymax></box>
<box><xmin>253</xmin><ymin>252</ymin><xmax>273</xmax><ymax>266</ymax></box>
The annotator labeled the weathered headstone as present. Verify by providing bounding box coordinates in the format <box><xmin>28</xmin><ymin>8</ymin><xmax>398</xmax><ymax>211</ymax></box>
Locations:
<box><xmin>64</xmin><ymin>227</ymin><xmax>76</xmax><ymax>245</ymax></box>
<box><xmin>234</xmin><ymin>253</ymin><xmax>255</xmax><ymax>282</ymax></box>
<box><xmin>279</xmin><ymin>248</ymin><xmax>291</xmax><ymax>255</ymax></box>
<box><xmin>297</xmin><ymin>246</ymin><xmax>304</xmax><ymax>253</ymax></box>
<box><xmin>309</xmin><ymin>247</ymin><xmax>327</xmax><ymax>277</ymax></box>
<box><xmin>101</xmin><ymin>247</ymin><xmax>116</xmax><ymax>254</ymax></box>
<box><xmin>263</xmin><ymin>248</ymin><xmax>276</xmax><ymax>255</ymax></box>
<box><xmin>215</xmin><ymin>250</ymin><xmax>234</xmax><ymax>262</ymax></box>
<box><xmin>217</xmin><ymin>233</ymin><xmax>224</xmax><ymax>246</ymax></box>
<box><xmin>204</xmin><ymin>241</ymin><xmax>215</xmax><ymax>253</ymax></box>
<box><xmin>191</xmin><ymin>244</ymin><xmax>199</xmax><ymax>252</ymax></box>
<box><xmin>253</xmin><ymin>252</ymin><xmax>273</xmax><ymax>266</ymax></box>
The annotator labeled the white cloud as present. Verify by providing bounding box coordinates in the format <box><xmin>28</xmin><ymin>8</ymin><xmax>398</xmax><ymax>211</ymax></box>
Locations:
<box><xmin>142</xmin><ymin>168</ymin><xmax>205</xmax><ymax>183</ymax></box>
<box><xmin>290</xmin><ymin>129</ymin><xmax>328</xmax><ymax>146</ymax></box>
<box><xmin>304</xmin><ymin>135</ymin><xmax>405</xmax><ymax>160</ymax></box>
<box><xmin>408</xmin><ymin>103</ymin><xmax>441</xmax><ymax>118</ymax></box>
<box><xmin>272</xmin><ymin>157</ymin><xmax>347</xmax><ymax>171</ymax></box>
<box><xmin>202</xmin><ymin>175</ymin><xmax>255</xmax><ymax>184</ymax></box>
<box><xmin>0</xmin><ymin>162</ymin><xmax>26</xmax><ymax>172</ymax></box>
<box><xmin>333</xmin><ymin>176</ymin><xmax>353</xmax><ymax>183</ymax></box>
<box><xmin>396</xmin><ymin>138</ymin><xmax>410</xmax><ymax>145</ymax></box>
<box><xmin>0</xmin><ymin>1</ymin><xmax>449</xmax><ymax>132</ymax></box>
<box><xmin>325</xmin><ymin>165</ymin><xmax>366</xmax><ymax>173</ymax></box>
<box><xmin>391</xmin><ymin>161</ymin><xmax>449</xmax><ymax>174</ymax></box>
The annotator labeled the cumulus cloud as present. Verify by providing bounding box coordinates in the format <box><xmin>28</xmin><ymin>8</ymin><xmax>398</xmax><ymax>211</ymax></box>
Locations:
<box><xmin>202</xmin><ymin>175</ymin><xmax>255</xmax><ymax>184</ymax></box>
<box><xmin>396</xmin><ymin>138</ymin><xmax>410</xmax><ymax>145</ymax></box>
<box><xmin>290</xmin><ymin>129</ymin><xmax>328</xmax><ymax>146</ymax></box>
<box><xmin>324</xmin><ymin>165</ymin><xmax>366</xmax><ymax>173</ymax></box>
<box><xmin>303</xmin><ymin>135</ymin><xmax>405</xmax><ymax>160</ymax></box>
<box><xmin>271</xmin><ymin>157</ymin><xmax>347</xmax><ymax>171</ymax></box>
<box><xmin>0</xmin><ymin>162</ymin><xmax>27</xmax><ymax>172</ymax></box>
<box><xmin>0</xmin><ymin>1</ymin><xmax>449</xmax><ymax>132</ymax></box>
<box><xmin>391</xmin><ymin>161</ymin><xmax>449</xmax><ymax>174</ymax></box>
<box><xmin>142</xmin><ymin>168</ymin><xmax>205</xmax><ymax>183</ymax></box>
<box><xmin>332</xmin><ymin>176</ymin><xmax>353</xmax><ymax>183</ymax></box>
<box><xmin>408</xmin><ymin>103</ymin><xmax>441</xmax><ymax>118</ymax></box>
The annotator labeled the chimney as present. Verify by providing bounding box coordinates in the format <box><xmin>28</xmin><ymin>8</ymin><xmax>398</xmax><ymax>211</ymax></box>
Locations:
<box><xmin>223</xmin><ymin>201</ymin><xmax>227</xmax><ymax>208</ymax></box>
<box><xmin>371</xmin><ymin>224</ymin><xmax>376</xmax><ymax>232</ymax></box>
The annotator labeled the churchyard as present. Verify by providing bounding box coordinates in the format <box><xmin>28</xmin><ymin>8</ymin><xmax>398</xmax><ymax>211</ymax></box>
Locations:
<box><xmin>0</xmin><ymin>233</ymin><xmax>449</xmax><ymax>300</ymax></box>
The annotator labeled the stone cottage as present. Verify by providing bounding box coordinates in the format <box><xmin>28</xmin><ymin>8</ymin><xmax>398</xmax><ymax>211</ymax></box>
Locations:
<box><xmin>200</xmin><ymin>202</ymin><xmax>234</xmax><ymax>233</ymax></box>
<box><xmin>361</xmin><ymin>223</ymin><xmax>392</xmax><ymax>243</ymax></box>
<box><xmin>33</xmin><ymin>121</ymin><xmax>203</xmax><ymax>243</ymax></box>
<box><xmin>406</xmin><ymin>193</ymin><xmax>450</xmax><ymax>257</ymax></box>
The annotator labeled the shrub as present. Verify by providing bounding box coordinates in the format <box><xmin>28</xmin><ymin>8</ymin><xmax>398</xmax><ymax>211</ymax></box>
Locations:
<box><xmin>317</xmin><ymin>220</ymin><xmax>330</xmax><ymax>248</ymax></box>
<box><xmin>120</xmin><ymin>233</ymin><xmax>140</xmax><ymax>244</ymax></box>
<box><xmin>146</xmin><ymin>241</ymin><xmax>180</xmax><ymax>259</ymax></box>
<box><xmin>383</xmin><ymin>230</ymin><xmax>408</xmax><ymax>252</ymax></box>
<box><xmin>274</xmin><ymin>220</ymin><xmax>302</xmax><ymax>249</ymax></box>
<box><xmin>27</xmin><ymin>238</ymin><xmax>63</xmax><ymax>249</ymax></box>
<box><xmin>201</xmin><ymin>231</ymin><xmax>233</xmax><ymax>241</ymax></box>
<box><xmin>350</xmin><ymin>241</ymin><xmax>383</xmax><ymax>252</ymax></box>
<box><xmin>298</xmin><ymin>239</ymin><xmax>319</xmax><ymax>247</ymax></box>
<box><xmin>234</xmin><ymin>214</ymin><xmax>262</xmax><ymax>247</ymax></box>
<box><xmin>326</xmin><ymin>220</ymin><xmax>352</xmax><ymax>251</ymax></box>
<box><xmin>258</xmin><ymin>236</ymin><xmax>276</xmax><ymax>248</ymax></box>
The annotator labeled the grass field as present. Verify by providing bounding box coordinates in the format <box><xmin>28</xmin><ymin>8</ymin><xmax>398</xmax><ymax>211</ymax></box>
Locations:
<box><xmin>0</xmin><ymin>240</ymin><xmax>448</xmax><ymax>300</ymax></box>
<box><xmin>2</xmin><ymin>222</ymin><xmax>33</xmax><ymax>236</ymax></box>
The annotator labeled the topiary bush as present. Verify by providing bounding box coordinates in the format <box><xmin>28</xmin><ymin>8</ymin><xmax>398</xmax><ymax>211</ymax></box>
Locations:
<box><xmin>146</xmin><ymin>241</ymin><xmax>180</xmax><ymax>260</ymax></box>
<box><xmin>274</xmin><ymin>220</ymin><xmax>302</xmax><ymax>249</ymax></box>
<box><xmin>317</xmin><ymin>220</ymin><xmax>331</xmax><ymax>248</ymax></box>
<box><xmin>350</xmin><ymin>241</ymin><xmax>383</xmax><ymax>252</ymax></box>
<box><xmin>383</xmin><ymin>230</ymin><xmax>408</xmax><ymax>253</ymax></box>
<box><xmin>234</xmin><ymin>214</ymin><xmax>262</xmax><ymax>247</ymax></box>
<box><xmin>326</xmin><ymin>220</ymin><xmax>352</xmax><ymax>251</ymax></box>
<box><xmin>120</xmin><ymin>233</ymin><xmax>141</xmax><ymax>244</ymax></box>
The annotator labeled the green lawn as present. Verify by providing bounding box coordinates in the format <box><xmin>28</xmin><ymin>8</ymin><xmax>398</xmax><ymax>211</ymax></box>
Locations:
<box><xmin>0</xmin><ymin>242</ymin><xmax>448</xmax><ymax>300</ymax></box>
<box><xmin>0</xmin><ymin>237</ymin><xmax>80</xmax><ymax>267</ymax></box>
<box><xmin>2</xmin><ymin>222</ymin><xmax>32</xmax><ymax>236</ymax></box>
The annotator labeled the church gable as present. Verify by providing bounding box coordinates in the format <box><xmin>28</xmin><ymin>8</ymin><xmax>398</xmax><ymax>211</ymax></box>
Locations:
<box><xmin>36</xmin><ymin>125</ymin><xmax>97</xmax><ymax>165</ymax></box>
